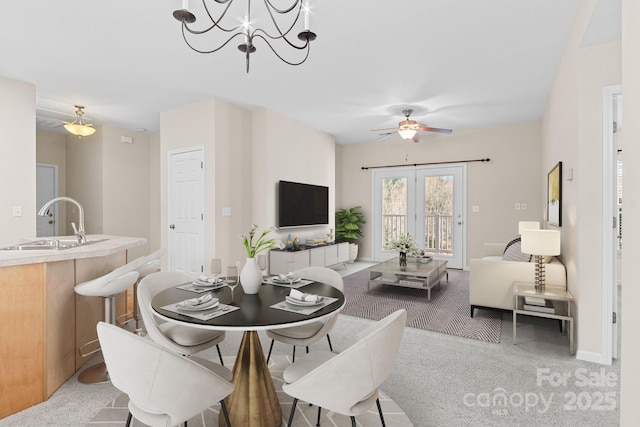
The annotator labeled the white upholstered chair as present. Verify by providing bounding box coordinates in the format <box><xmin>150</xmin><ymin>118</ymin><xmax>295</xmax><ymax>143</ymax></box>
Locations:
<box><xmin>265</xmin><ymin>266</ymin><xmax>344</xmax><ymax>363</ymax></box>
<box><xmin>97</xmin><ymin>322</ymin><xmax>234</xmax><ymax>427</ymax></box>
<box><xmin>282</xmin><ymin>309</ymin><xmax>407</xmax><ymax>427</ymax></box>
<box><xmin>138</xmin><ymin>271</ymin><xmax>226</xmax><ymax>364</ymax></box>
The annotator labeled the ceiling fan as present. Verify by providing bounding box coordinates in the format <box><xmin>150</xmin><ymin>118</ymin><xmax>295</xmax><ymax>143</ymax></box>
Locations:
<box><xmin>372</xmin><ymin>109</ymin><xmax>453</xmax><ymax>142</ymax></box>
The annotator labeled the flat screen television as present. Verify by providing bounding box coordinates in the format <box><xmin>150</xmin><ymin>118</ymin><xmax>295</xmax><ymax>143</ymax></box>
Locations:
<box><xmin>278</xmin><ymin>180</ymin><xmax>329</xmax><ymax>228</ymax></box>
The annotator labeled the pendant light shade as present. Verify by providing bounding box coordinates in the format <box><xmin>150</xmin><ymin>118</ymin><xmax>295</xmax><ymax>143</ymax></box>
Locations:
<box><xmin>64</xmin><ymin>105</ymin><xmax>96</xmax><ymax>138</ymax></box>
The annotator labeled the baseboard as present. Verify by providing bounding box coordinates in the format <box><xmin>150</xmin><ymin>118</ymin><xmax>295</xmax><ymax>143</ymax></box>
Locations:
<box><xmin>576</xmin><ymin>349</ymin><xmax>611</xmax><ymax>365</ymax></box>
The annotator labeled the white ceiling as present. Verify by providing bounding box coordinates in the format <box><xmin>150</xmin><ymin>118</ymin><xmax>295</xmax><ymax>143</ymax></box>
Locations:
<box><xmin>0</xmin><ymin>0</ymin><xmax>619</xmax><ymax>144</ymax></box>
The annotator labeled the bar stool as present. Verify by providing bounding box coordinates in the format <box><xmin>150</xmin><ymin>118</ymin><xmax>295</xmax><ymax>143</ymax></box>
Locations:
<box><xmin>75</xmin><ymin>270</ymin><xmax>140</xmax><ymax>384</ymax></box>
<box><xmin>117</xmin><ymin>250</ymin><xmax>163</xmax><ymax>335</ymax></box>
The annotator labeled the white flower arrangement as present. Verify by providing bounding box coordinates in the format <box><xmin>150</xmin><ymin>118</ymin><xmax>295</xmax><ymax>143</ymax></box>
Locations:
<box><xmin>241</xmin><ymin>224</ymin><xmax>284</xmax><ymax>258</ymax></box>
<box><xmin>388</xmin><ymin>232</ymin><xmax>418</xmax><ymax>254</ymax></box>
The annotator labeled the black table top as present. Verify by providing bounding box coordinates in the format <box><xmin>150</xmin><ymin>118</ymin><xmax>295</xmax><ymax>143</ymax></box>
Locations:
<box><xmin>151</xmin><ymin>281</ymin><xmax>345</xmax><ymax>331</ymax></box>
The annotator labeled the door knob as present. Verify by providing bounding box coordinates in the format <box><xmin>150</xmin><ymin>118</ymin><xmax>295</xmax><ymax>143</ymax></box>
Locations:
<box><xmin>48</xmin><ymin>220</ymin><xmax>54</xmax><ymax>224</ymax></box>
<box><xmin>170</xmin><ymin>224</ymin><xmax>176</xmax><ymax>229</ymax></box>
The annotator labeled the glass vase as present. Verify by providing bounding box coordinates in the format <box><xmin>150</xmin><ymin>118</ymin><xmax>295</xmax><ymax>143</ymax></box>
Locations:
<box><xmin>399</xmin><ymin>252</ymin><xmax>407</xmax><ymax>270</ymax></box>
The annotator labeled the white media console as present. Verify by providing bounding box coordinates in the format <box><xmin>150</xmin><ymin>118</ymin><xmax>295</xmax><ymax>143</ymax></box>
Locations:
<box><xmin>269</xmin><ymin>242</ymin><xmax>350</xmax><ymax>275</ymax></box>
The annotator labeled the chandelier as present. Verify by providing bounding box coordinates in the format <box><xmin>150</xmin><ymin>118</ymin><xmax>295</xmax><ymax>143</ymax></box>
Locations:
<box><xmin>172</xmin><ymin>0</ymin><xmax>317</xmax><ymax>72</ymax></box>
<box><xmin>63</xmin><ymin>105</ymin><xmax>96</xmax><ymax>138</ymax></box>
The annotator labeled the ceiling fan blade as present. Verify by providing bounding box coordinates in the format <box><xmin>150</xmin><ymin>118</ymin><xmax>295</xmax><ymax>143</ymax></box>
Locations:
<box><xmin>371</xmin><ymin>127</ymin><xmax>399</xmax><ymax>132</ymax></box>
<box><xmin>417</xmin><ymin>124</ymin><xmax>453</xmax><ymax>134</ymax></box>
<box><xmin>375</xmin><ymin>132</ymin><xmax>396</xmax><ymax>142</ymax></box>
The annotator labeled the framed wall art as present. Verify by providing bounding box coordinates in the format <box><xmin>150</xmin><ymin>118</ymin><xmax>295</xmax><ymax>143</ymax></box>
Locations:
<box><xmin>547</xmin><ymin>161</ymin><xmax>562</xmax><ymax>227</ymax></box>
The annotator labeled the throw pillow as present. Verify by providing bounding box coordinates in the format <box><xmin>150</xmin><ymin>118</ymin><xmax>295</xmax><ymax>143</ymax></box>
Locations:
<box><xmin>503</xmin><ymin>237</ymin><xmax>532</xmax><ymax>262</ymax></box>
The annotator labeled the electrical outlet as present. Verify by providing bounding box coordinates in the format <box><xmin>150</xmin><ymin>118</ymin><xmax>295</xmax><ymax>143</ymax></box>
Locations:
<box><xmin>515</xmin><ymin>203</ymin><xmax>521</xmax><ymax>210</ymax></box>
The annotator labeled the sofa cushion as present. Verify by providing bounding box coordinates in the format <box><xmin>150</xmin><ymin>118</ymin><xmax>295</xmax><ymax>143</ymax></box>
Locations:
<box><xmin>502</xmin><ymin>237</ymin><xmax>532</xmax><ymax>262</ymax></box>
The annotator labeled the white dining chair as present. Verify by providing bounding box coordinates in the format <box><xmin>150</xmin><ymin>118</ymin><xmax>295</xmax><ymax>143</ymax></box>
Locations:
<box><xmin>265</xmin><ymin>266</ymin><xmax>344</xmax><ymax>363</ymax></box>
<box><xmin>282</xmin><ymin>309</ymin><xmax>407</xmax><ymax>427</ymax></box>
<box><xmin>138</xmin><ymin>271</ymin><xmax>226</xmax><ymax>364</ymax></box>
<box><xmin>97</xmin><ymin>322</ymin><xmax>234</xmax><ymax>427</ymax></box>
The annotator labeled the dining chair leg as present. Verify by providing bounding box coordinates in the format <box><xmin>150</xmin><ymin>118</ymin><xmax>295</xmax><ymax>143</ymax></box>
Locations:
<box><xmin>266</xmin><ymin>339</ymin><xmax>275</xmax><ymax>363</ymax></box>
<box><xmin>376</xmin><ymin>398</ymin><xmax>386</xmax><ymax>426</ymax></box>
<box><xmin>220</xmin><ymin>399</ymin><xmax>232</xmax><ymax>427</ymax></box>
<box><xmin>125</xmin><ymin>412</ymin><xmax>132</xmax><ymax>427</ymax></box>
<box><xmin>326</xmin><ymin>334</ymin><xmax>333</xmax><ymax>352</ymax></box>
<box><xmin>316</xmin><ymin>405</ymin><xmax>322</xmax><ymax>426</ymax></box>
<box><xmin>292</xmin><ymin>345</ymin><xmax>296</xmax><ymax>362</ymax></box>
<box><xmin>216</xmin><ymin>344</ymin><xmax>224</xmax><ymax>366</ymax></box>
<box><xmin>350</xmin><ymin>416</ymin><xmax>356</xmax><ymax>427</ymax></box>
<box><xmin>306</xmin><ymin>346</ymin><xmax>310</xmax><ymax>354</ymax></box>
<box><xmin>287</xmin><ymin>398</ymin><xmax>299</xmax><ymax>427</ymax></box>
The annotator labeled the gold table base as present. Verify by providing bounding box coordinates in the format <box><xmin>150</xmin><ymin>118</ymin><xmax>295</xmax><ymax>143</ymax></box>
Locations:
<box><xmin>219</xmin><ymin>331</ymin><xmax>282</xmax><ymax>427</ymax></box>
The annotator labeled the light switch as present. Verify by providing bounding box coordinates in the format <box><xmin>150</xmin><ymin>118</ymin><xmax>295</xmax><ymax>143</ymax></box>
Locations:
<box><xmin>222</xmin><ymin>207</ymin><xmax>232</xmax><ymax>217</ymax></box>
<box><xmin>472</xmin><ymin>205</ymin><xmax>480</xmax><ymax>213</ymax></box>
<box><xmin>521</xmin><ymin>203</ymin><xmax>527</xmax><ymax>210</ymax></box>
<box><xmin>515</xmin><ymin>203</ymin><xmax>521</xmax><ymax>210</ymax></box>
<box><xmin>12</xmin><ymin>206</ymin><xmax>22</xmax><ymax>217</ymax></box>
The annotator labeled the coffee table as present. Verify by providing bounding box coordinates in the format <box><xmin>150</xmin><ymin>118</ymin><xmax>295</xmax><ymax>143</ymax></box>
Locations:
<box><xmin>368</xmin><ymin>257</ymin><xmax>448</xmax><ymax>300</ymax></box>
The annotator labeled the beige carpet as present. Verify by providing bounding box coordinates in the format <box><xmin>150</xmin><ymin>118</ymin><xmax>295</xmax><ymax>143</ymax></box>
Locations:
<box><xmin>87</xmin><ymin>355</ymin><xmax>413</xmax><ymax>427</ymax></box>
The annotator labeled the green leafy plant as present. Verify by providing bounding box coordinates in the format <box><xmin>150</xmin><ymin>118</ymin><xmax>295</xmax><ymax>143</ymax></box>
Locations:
<box><xmin>241</xmin><ymin>224</ymin><xmax>284</xmax><ymax>258</ymax></box>
<box><xmin>335</xmin><ymin>206</ymin><xmax>366</xmax><ymax>244</ymax></box>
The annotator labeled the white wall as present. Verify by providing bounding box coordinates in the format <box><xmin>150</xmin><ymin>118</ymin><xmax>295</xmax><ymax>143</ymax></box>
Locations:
<box><xmin>542</xmin><ymin>0</ymin><xmax>621</xmax><ymax>360</ymax></box>
<box><xmin>620</xmin><ymin>0</ymin><xmax>640</xmax><ymax>423</ymax></box>
<box><xmin>337</xmin><ymin>121</ymin><xmax>543</xmax><ymax>265</ymax></box>
<box><xmin>160</xmin><ymin>99</ymin><xmax>336</xmax><ymax>272</ymax></box>
<box><xmin>0</xmin><ymin>77</ymin><xmax>36</xmax><ymax>246</ymax></box>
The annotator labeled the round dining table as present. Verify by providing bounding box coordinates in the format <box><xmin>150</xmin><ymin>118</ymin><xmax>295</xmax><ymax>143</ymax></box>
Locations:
<box><xmin>151</xmin><ymin>279</ymin><xmax>345</xmax><ymax>427</ymax></box>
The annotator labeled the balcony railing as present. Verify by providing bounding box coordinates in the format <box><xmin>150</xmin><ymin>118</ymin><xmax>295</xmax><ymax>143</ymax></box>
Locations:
<box><xmin>383</xmin><ymin>214</ymin><xmax>453</xmax><ymax>254</ymax></box>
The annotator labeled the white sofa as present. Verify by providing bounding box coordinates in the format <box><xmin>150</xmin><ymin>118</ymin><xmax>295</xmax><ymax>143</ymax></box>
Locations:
<box><xmin>469</xmin><ymin>242</ymin><xmax>567</xmax><ymax>317</ymax></box>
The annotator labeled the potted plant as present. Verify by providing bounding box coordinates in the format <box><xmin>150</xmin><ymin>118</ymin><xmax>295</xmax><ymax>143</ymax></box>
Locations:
<box><xmin>335</xmin><ymin>206</ymin><xmax>366</xmax><ymax>263</ymax></box>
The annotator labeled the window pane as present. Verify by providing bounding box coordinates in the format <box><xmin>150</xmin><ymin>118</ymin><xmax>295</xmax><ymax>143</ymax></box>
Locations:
<box><xmin>382</xmin><ymin>178</ymin><xmax>407</xmax><ymax>249</ymax></box>
<box><xmin>423</xmin><ymin>175</ymin><xmax>453</xmax><ymax>255</ymax></box>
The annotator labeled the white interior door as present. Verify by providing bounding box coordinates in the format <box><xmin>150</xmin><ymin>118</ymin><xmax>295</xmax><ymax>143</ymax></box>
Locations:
<box><xmin>36</xmin><ymin>164</ymin><xmax>58</xmax><ymax>237</ymax></box>
<box><xmin>168</xmin><ymin>148</ymin><xmax>205</xmax><ymax>275</ymax></box>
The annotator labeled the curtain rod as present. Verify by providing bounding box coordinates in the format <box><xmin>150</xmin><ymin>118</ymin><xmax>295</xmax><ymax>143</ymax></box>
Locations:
<box><xmin>361</xmin><ymin>158</ymin><xmax>491</xmax><ymax>170</ymax></box>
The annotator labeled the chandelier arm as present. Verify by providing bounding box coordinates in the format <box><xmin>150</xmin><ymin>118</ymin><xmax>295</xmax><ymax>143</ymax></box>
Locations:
<box><xmin>253</xmin><ymin>34</ymin><xmax>311</xmax><ymax>65</ymax></box>
<box><xmin>182</xmin><ymin>25</ymin><xmax>245</xmax><ymax>54</ymax></box>
<box><xmin>258</xmin><ymin>0</ymin><xmax>302</xmax><ymax>41</ymax></box>
<box><xmin>182</xmin><ymin>0</ymin><xmax>238</xmax><ymax>34</ymax></box>
<box><xmin>252</xmin><ymin>28</ymin><xmax>308</xmax><ymax>50</ymax></box>
<box><xmin>263</xmin><ymin>0</ymin><xmax>301</xmax><ymax>14</ymax></box>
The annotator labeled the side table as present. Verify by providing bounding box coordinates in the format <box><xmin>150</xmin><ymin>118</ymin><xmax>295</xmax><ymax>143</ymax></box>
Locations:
<box><xmin>513</xmin><ymin>282</ymin><xmax>574</xmax><ymax>355</ymax></box>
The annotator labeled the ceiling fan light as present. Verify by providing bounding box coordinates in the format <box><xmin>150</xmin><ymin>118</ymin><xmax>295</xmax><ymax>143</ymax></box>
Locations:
<box><xmin>398</xmin><ymin>128</ymin><xmax>417</xmax><ymax>140</ymax></box>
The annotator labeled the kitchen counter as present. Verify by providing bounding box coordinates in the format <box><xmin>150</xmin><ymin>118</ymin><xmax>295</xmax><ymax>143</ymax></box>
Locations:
<box><xmin>0</xmin><ymin>234</ymin><xmax>145</xmax><ymax>267</ymax></box>
<box><xmin>0</xmin><ymin>235</ymin><xmax>146</xmax><ymax>418</ymax></box>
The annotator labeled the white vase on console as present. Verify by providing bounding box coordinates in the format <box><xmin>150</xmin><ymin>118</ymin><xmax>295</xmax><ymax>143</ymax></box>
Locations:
<box><xmin>240</xmin><ymin>257</ymin><xmax>262</xmax><ymax>294</ymax></box>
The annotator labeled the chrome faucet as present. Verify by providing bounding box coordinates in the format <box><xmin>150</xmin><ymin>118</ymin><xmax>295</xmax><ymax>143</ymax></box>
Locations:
<box><xmin>38</xmin><ymin>197</ymin><xmax>86</xmax><ymax>244</ymax></box>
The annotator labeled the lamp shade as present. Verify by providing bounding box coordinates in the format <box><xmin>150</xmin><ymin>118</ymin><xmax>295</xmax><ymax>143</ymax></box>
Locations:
<box><xmin>398</xmin><ymin>128</ymin><xmax>417</xmax><ymax>140</ymax></box>
<box><xmin>518</xmin><ymin>221</ymin><xmax>540</xmax><ymax>234</ymax></box>
<box><xmin>521</xmin><ymin>229</ymin><xmax>561</xmax><ymax>256</ymax></box>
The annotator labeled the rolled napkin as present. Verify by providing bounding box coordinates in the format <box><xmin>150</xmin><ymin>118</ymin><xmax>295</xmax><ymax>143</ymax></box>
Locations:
<box><xmin>289</xmin><ymin>288</ymin><xmax>319</xmax><ymax>302</ymax></box>
<box><xmin>278</xmin><ymin>272</ymin><xmax>299</xmax><ymax>281</ymax></box>
<box><xmin>179</xmin><ymin>293</ymin><xmax>215</xmax><ymax>307</ymax></box>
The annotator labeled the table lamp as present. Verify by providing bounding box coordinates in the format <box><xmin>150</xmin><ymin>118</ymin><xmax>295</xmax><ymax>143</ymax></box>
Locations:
<box><xmin>518</xmin><ymin>221</ymin><xmax>540</xmax><ymax>235</ymax></box>
<box><xmin>521</xmin><ymin>229</ymin><xmax>561</xmax><ymax>292</ymax></box>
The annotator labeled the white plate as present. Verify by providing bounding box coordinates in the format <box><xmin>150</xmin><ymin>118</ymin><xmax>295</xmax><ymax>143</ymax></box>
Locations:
<box><xmin>177</xmin><ymin>299</ymin><xmax>219</xmax><ymax>311</ymax></box>
<box><xmin>285</xmin><ymin>296</ymin><xmax>324</xmax><ymax>307</ymax></box>
<box><xmin>193</xmin><ymin>279</ymin><xmax>225</xmax><ymax>288</ymax></box>
<box><xmin>273</xmin><ymin>277</ymin><xmax>302</xmax><ymax>284</ymax></box>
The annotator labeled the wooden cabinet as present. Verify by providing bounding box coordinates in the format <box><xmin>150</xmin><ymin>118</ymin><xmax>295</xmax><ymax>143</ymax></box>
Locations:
<box><xmin>269</xmin><ymin>243</ymin><xmax>349</xmax><ymax>275</ymax></box>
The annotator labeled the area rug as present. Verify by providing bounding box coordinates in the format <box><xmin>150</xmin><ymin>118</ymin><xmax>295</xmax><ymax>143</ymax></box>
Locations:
<box><xmin>87</xmin><ymin>355</ymin><xmax>413</xmax><ymax>427</ymax></box>
<box><xmin>341</xmin><ymin>268</ymin><xmax>502</xmax><ymax>343</ymax></box>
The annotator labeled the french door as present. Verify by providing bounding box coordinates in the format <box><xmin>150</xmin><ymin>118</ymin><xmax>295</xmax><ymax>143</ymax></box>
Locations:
<box><xmin>373</xmin><ymin>165</ymin><xmax>465</xmax><ymax>269</ymax></box>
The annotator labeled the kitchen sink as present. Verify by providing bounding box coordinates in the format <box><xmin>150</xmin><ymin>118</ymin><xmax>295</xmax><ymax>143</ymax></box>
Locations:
<box><xmin>0</xmin><ymin>238</ymin><xmax>108</xmax><ymax>251</ymax></box>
